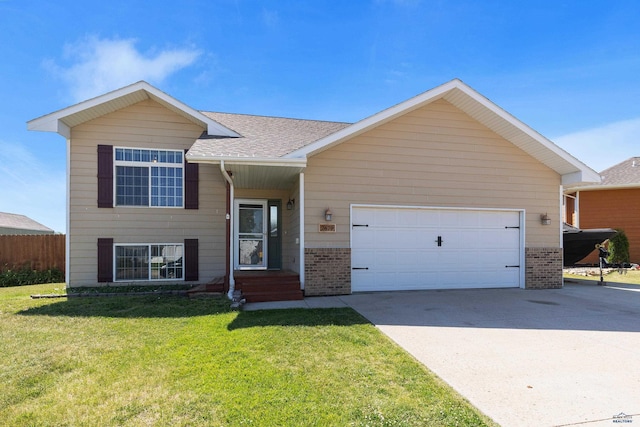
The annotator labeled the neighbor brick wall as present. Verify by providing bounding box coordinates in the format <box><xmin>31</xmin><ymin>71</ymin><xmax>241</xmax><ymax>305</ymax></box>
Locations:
<box><xmin>525</xmin><ymin>247</ymin><xmax>563</xmax><ymax>289</ymax></box>
<box><xmin>304</xmin><ymin>248</ymin><xmax>351</xmax><ymax>296</ymax></box>
<box><xmin>576</xmin><ymin>189</ymin><xmax>640</xmax><ymax>264</ymax></box>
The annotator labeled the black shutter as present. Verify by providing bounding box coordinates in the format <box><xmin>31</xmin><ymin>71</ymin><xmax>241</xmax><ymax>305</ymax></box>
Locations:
<box><xmin>97</xmin><ymin>145</ymin><xmax>113</xmax><ymax>208</ymax></box>
<box><xmin>184</xmin><ymin>238</ymin><xmax>199</xmax><ymax>281</ymax></box>
<box><xmin>184</xmin><ymin>149</ymin><xmax>199</xmax><ymax>209</ymax></box>
<box><xmin>97</xmin><ymin>238</ymin><xmax>114</xmax><ymax>282</ymax></box>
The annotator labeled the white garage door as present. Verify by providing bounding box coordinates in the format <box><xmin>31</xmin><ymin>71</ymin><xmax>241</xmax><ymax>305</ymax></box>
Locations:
<box><xmin>351</xmin><ymin>206</ymin><xmax>522</xmax><ymax>292</ymax></box>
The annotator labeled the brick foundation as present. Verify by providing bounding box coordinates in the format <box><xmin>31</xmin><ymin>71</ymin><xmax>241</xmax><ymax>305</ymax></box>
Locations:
<box><xmin>525</xmin><ymin>247</ymin><xmax>563</xmax><ymax>289</ymax></box>
<box><xmin>304</xmin><ymin>248</ymin><xmax>351</xmax><ymax>296</ymax></box>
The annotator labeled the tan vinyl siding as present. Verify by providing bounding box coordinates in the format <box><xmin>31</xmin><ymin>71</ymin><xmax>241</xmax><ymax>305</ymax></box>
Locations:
<box><xmin>283</xmin><ymin>179</ymin><xmax>300</xmax><ymax>273</ymax></box>
<box><xmin>304</xmin><ymin>99</ymin><xmax>560</xmax><ymax>249</ymax></box>
<box><xmin>68</xmin><ymin>99</ymin><xmax>227</xmax><ymax>286</ymax></box>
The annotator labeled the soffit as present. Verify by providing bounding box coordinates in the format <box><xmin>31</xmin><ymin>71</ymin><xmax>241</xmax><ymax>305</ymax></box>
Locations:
<box><xmin>226</xmin><ymin>164</ymin><xmax>304</xmax><ymax>190</ymax></box>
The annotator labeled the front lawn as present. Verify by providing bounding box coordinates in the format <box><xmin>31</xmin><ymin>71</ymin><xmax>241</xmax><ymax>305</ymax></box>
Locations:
<box><xmin>0</xmin><ymin>284</ymin><xmax>494</xmax><ymax>426</ymax></box>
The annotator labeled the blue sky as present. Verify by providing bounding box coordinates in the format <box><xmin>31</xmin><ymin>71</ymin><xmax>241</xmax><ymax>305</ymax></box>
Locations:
<box><xmin>2</xmin><ymin>1</ymin><xmax>640</xmax><ymax>233</ymax></box>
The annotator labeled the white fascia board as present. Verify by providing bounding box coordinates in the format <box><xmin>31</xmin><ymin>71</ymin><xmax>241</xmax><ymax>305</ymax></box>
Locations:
<box><xmin>27</xmin><ymin>81</ymin><xmax>239</xmax><ymax>138</ymax></box>
<box><xmin>285</xmin><ymin>79</ymin><xmax>462</xmax><ymax>159</ymax></box>
<box><xmin>28</xmin><ymin>81</ymin><xmax>151</xmax><ymax>132</ymax></box>
<box><xmin>445</xmin><ymin>80</ymin><xmax>601</xmax><ymax>182</ymax></box>
<box><xmin>143</xmin><ymin>85</ymin><xmax>239</xmax><ymax>137</ymax></box>
<box><xmin>185</xmin><ymin>155</ymin><xmax>307</xmax><ymax>168</ymax></box>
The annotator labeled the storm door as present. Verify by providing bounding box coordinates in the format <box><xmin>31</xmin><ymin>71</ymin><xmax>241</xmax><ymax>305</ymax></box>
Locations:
<box><xmin>234</xmin><ymin>200</ymin><xmax>267</xmax><ymax>270</ymax></box>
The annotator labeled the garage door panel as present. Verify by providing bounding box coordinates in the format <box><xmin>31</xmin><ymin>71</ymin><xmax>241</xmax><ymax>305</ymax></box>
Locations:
<box><xmin>351</xmin><ymin>206</ymin><xmax>522</xmax><ymax>292</ymax></box>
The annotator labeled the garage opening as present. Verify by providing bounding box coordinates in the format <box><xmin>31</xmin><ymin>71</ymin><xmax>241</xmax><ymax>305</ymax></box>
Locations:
<box><xmin>350</xmin><ymin>206</ymin><xmax>523</xmax><ymax>292</ymax></box>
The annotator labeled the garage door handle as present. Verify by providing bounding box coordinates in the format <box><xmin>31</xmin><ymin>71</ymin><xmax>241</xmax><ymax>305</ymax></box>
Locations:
<box><xmin>435</xmin><ymin>236</ymin><xmax>443</xmax><ymax>246</ymax></box>
<box><xmin>352</xmin><ymin>224</ymin><xmax>369</xmax><ymax>228</ymax></box>
<box><xmin>352</xmin><ymin>267</ymin><xmax>369</xmax><ymax>270</ymax></box>
<box><xmin>505</xmin><ymin>265</ymin><xmax>520</xmax><ymax>268</ymax></box>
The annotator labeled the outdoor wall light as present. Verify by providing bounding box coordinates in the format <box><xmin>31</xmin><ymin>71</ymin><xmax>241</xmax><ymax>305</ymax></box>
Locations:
<box><xmin>325</xmin><ymin>208</ymin><xmax>333</xmax><ymax>221</ymax></box>
<box><xmin>540</xmin><ymin>213</ymin><xmax>551</xmax><ymax>225</ymax></box>
<box><xmin>287</xmin><ymin>198</ymin><xmax>295</xmax><ymax>210</ymax></box>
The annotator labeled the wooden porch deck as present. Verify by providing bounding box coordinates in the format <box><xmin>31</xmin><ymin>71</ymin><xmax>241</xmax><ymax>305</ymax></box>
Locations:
<box><xmin>187</xmin><ymin>270</ymin><xmax>303</xmax><ymax>302</ymax></box>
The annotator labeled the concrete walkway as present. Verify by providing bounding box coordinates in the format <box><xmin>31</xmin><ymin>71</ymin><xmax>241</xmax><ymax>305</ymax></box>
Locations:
<box><xmin>244</xmin><ymin>282</ymin><xmax>640</xmax><ymax>427</ymax></box>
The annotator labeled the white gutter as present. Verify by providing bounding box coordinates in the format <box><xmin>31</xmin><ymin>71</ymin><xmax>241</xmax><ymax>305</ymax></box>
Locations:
<box><xmin>186</xmin><ymin>156</ymin><xmax>307</xmax><ymax>168</ymax></box>
<box><xmin>219</xmin><ymin>161</ymin><xmax>235</xmax><ymax>299</ymax></box>
<box><xmin>564</xmin><ymin>182</ymin><xmax>640</xmax><ymax>192</ymax></box>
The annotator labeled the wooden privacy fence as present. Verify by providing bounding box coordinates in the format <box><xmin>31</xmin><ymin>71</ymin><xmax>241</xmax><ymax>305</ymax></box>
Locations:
<box><xmin>0</xmin><ymin>234</ymin><xmax>65</xmax><ymax>272</ymax></box>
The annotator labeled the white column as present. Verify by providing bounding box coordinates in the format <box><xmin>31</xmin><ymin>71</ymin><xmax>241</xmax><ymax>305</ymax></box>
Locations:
<box><xmin>299</xmin><ymin>172</ymin><xmax>305</xmax><ymax>289</ymax></box>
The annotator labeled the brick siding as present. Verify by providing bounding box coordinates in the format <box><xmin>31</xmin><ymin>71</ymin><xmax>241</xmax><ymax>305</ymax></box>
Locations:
<box><xmin>304</xmin><ymin>248</ymin><xmax>351</xmax><ymax>296</ymax></box>
<box><xmin>525</xmin><ymin>247</ymin><xmax>563</xmax><ymax>289</ymax></box>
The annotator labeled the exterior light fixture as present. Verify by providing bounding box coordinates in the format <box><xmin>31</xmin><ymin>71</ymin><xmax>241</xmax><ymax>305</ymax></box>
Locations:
<box><xmin>325</xmin><ymin>208</ymin><xmax>333</xmax><ymax>221</ymax></box>
<box><xmin>540</xmin><ymin>213</ymin><xmax>551</xmax><ymax>225</ymax></box>
<box><xmin>287</xmin><ymin>198</ymin><xmax>295</xmax><ymax>210</ymax></box>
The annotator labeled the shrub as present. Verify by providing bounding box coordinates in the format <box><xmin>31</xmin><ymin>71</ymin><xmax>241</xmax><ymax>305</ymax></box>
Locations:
<box><xmin>607</xmin><ymin>229</ymin><xmax>630</xmax><ymax>265</ymax></box>
<box><xmin>0</xmin><ymin>264</ymin><xmax>65</xmax><ymax>287</ymax></box>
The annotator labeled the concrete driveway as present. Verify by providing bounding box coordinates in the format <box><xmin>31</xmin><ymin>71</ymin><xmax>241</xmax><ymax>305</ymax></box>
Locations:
<box><xmin>340</xmin><ymin>282</ymin><xmax>640</xmax><ymax>427</ymax></box>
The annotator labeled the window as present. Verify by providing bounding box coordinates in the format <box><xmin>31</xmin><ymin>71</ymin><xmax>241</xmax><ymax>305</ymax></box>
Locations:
<box><xmin>114</xmin><ymin>148</ymin><xmax>184</xmax><ymax>207</ymax></box>
<box><xmin>114</xmin><ymin>244</ymin><xmax>183</xmax><ymax>281</ymax></box>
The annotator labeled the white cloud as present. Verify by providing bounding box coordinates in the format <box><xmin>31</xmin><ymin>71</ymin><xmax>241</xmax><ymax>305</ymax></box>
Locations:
<box><xmin>0</xmin><ymin>140</ymin><xmax>65</xmax><ymax>233</ymax></box>
<box><xmin>553</xmin><ymin>117</ymin><xmax>640</xmax><ymax>172</ymax></box>
<box><xmin>46</xmin><ymin>36</ymin><xmax>201</xmax><ymax>102</ymax></box>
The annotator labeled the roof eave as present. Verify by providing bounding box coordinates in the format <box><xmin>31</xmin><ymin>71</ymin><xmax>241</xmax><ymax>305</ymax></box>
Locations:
<box><xmin>561</xmin><ymin>170</ymin><xmax>602</xmax><ymax>186</ymax></box>
<box><xmin>27</xmin><ymin>81</ymin><xmax>240</xmax><ymax>138</ymax></box>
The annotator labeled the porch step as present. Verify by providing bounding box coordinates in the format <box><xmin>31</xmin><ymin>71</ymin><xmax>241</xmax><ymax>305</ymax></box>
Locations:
<box><xmin>235</xmin><ymin>272</ymin><xmax>303</xmax><ymax>302</ymax></box>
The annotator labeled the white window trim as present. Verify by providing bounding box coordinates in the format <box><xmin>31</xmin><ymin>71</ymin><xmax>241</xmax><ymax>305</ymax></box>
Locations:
<box><xmin>113</xmin><ymin>243</ymin><xmax>184</xmax><ymax>282</ymax></box>
<box><xmin>113</xmin><ymin>146</ymin><xmax>185</xmax><ymax>208</ymax></box>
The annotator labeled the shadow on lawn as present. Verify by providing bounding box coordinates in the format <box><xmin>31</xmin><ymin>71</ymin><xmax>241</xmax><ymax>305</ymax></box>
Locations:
<box><xmin>17</xmin><ymin>295</ymin><xmax>232</xmax><ymax>318</ymax></box>
<box><xmin>227</xmin><ymin>307</ymin><xmax>370</xmax><ymax>330</ymax></box>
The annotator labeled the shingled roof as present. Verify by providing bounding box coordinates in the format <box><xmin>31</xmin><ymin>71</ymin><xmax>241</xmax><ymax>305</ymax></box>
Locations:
<box><xmin>599</xmin><ymin>157</ymin><xmax>640</xmax><ymax>186</ymax></box>
<box><xmin>0</xmin><ymin>212</ymin><xmax>54</xmax><ymax>234</ymax></box>
<box><xmin>188</xmin><ymin>112</ymin><xmax>351</xmax><ymax>159</ymax></box>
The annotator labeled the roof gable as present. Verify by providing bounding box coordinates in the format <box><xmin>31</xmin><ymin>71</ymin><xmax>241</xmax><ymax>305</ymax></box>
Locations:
<box><xmin>285</xmin><ymin>79</ymin><xmax>600</xmax><ymax>186</ymax></box>
<box><xmin>27</xmin><ymin>81</ymin><xmax>239</xmax><ymax>139</ymax></box>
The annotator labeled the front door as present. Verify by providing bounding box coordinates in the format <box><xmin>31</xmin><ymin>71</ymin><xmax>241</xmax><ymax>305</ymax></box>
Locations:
<box><xmin>235</xmin><ymin>200</ymin><xmax>268</xmax><ymax>270</ymax></box>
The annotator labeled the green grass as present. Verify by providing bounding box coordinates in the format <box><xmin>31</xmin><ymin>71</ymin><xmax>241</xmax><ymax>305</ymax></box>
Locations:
<box><xmin>564</xmin><ymin>269</ymin><xmax>640</xmax><ymax>285</ymax></box>
<box><xmin>0</xmin><ymin>284</ymin><xmax>495</xmax><ymax>427</ymax></box>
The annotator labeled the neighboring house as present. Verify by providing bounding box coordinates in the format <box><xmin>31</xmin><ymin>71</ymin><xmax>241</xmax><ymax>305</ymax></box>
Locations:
<box><xmin>28</xmin><ymin>79</ymin><xmax>599</xmax><ymax>298</ymax></box>
<box><xmin>564</xmin><ymin>157</ymin><xmax>640</xmax><ymax>264</ymax></box>
<box><xmin>0</xmin><ymin>212</ymin><xmax>54</xmax><ymax>235</ymax></box>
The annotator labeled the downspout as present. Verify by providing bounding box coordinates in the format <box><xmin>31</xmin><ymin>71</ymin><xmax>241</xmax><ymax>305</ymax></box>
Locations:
<box><xmin>575</xmin><ymin>191</ymin><xmax>580</xmax><ymax>229</ymax></box>
<box><xmin>220</xmin><ymin>161</ymin><xmax>235</xmax><ymax>299</ymax></box>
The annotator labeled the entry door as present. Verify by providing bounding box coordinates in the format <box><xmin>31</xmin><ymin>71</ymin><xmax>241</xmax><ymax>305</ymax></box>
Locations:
<box><xmin>235</xmin><ymin>200</ymin><xmax>267</xmax><ymax>270</ymax></box>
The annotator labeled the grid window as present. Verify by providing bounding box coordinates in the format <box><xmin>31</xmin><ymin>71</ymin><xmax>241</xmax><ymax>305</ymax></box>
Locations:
<box><xmin>115</xmin><ymin>245</ymin><xmax>149</xmax><ymax>280</ymax></box>
<box><xmin>115</xmin><ymin>244</ymin><xmax>183</xmax><ymax>281</ymax></box>
<box><xmin>114</xmin><ymin>148</ymin><xmax>184</xmax><ymax>207</ymax></box>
